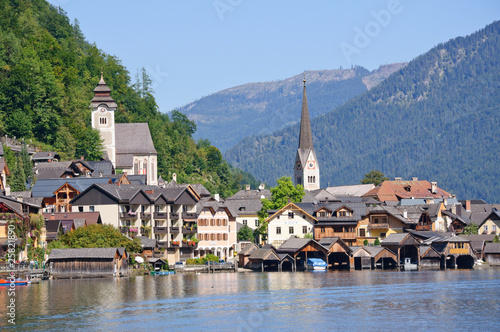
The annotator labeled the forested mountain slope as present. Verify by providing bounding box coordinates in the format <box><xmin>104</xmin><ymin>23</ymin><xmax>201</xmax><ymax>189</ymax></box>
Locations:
<box><xmin>179</xmin><ymin>64</ymin><xmax>406</xmax><ymax>152</ymax></box>
<box><xmin>0</xmin><ymin>0</ymin><xmax>258</xmax><ymax>197</ymax></box>
<box><xmin>225</xmin><ymin>21</ymin><xmax>500</xmax><ymax>203</ymax></box>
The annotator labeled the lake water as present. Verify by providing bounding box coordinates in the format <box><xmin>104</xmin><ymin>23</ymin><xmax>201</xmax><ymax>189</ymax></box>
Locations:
<box><xmin>2</xmin><ymin>269</ymin><xmax>500</xmax><ymax>331</ymax></box>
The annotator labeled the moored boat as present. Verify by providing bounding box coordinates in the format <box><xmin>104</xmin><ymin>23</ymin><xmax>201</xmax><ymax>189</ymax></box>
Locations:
<box><xmin>0</xmin><ymin>278</ymin><xmax>29</xmax><ymax>286</ymax></box>
<box><xmin>306</xmin><ymin>258</ymin><xmax>327</xmax><ymax>270</ymax></box>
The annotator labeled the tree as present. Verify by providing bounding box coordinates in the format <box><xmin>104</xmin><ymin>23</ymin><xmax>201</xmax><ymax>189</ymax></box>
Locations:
<box><xmin>75</xmin><ymin>128</ymin><xmax>104</xmax><ymax>161</ymax></box>
<box><xmin>20</xmin><ymin>143</ymin><xmax>32</xmax><ymax>181</ymax></box>
<box><xmin>361</xmin><ymin>169</ymin><xmax>389</xmax><ymax>186</ymax></box>
<box><xmin>256</xmin><ymin>176</ymin><xmax>305</xmax><ymax>241</ymax></box>
<box><xmin>10</xmin><ymin>160</ymin><xmax>26</xmax><ymax>192</ymax></box>
<box><xmin>237</xmin><ymin>225</ymin><xmax>254</xmax><ymax>241</ymax></box>
<box><xmin>462</xmin><ymin>223</ymin><xmax>479</xmax><ymax>235</ymax></box>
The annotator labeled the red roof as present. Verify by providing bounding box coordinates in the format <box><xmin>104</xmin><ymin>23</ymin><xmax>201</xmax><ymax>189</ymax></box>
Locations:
<box><xmin>42</xmin><ymin>212</ymin><xmax>101</xmax><ymax>225</ymax></box>
<box><xmin>362</xmin><ymin>180</ymin><xmax>452</xmax><ymax>202</ymax></box>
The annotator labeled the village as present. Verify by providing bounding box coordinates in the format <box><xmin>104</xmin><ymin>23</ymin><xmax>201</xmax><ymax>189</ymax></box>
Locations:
<box><xmin>0</xmin><ymin>75</ymin><xmax>499</xmax><ymax>280</ymax></box>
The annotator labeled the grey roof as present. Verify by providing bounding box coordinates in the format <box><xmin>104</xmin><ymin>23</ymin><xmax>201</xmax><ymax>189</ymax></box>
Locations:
<box><xmin>224</xmin><ymin>198</ymin><xmax>263</xmax><ymax>215</ymax></box>
<box><xmin>307</xmin><ymin>189</ymin><xmax>339</xmax><ymax>202</ymax></box>
<box><xmin>73</xmin><ymin>219</ymin><xmax>86</xmax><ymax>229</ymax></box>
<box><xmin>381</xmin><ymin>233</ymin><xmax>412</xmax><ymax>245</ymax></box>
<box><xmin>442</xmin><ymin>210</ymin><xmax>472</xmax><ymax>225</ymax></box>
<box><xmin>148</xmin><ymin>257</ymin><xmax>167</xmax><ymax>264</ymax></box>
<box><xmin>115</xmin><ymin>123</ymin><xmax>157</xmax><ymax>155</ymax></box>
<box><xmin>45</xmin><ymin>219</ymin><xmax>61</xmax><ymax>233</ymax></box>
<box><xmin>32</xmin><ymin>151</ymin><xmax>60</xmax><ymax>161</ymax></box>
<box><xmin>277</xmin><ymin>237</ymin><xmax>326</xmax><ymax>253</ymax></box>
<box><xmin>248</xmin><ymin>248</ymin><xmax>279</xmax><ymax>261</ymax></box>
<box><xmin>326</xmin><ymin>184</ymin><xmax>375</xmax><ymax>197</ymax></box>
<box><xmin>363</xmin><ymin>245</ymin><xmax>386</xmax><ymax>256</ymax></box>
<box><xmin>240</xmin><ymin>243</ymin><xmax>258</xmax><ymax>255</ymax></box>
<box><xmin>368</xmin><ymin>205</ymin><xmax>415</xmax><ymax>225</ymax></box>
<box><xmin>87</xmin><ymin>160</ymin><xmax>114</xmax><ymax>177</ymax></box>
<box><xmin>31</xmin><ymin>177</ymin><xmax>112</xmax><ymax>197</ymax></box>
<box><xmin>196</xmin><ymin>199</ymin><xmax>238</xmax><ymax>217</ymax></box>
<box><xmin>137</xmin><ymin>236</ymin><xmax>157</xmax><ymax>248</ymax></box>
<box><xmin>190</xmin><ymin>183</ymin><xmax>212</xmax><ymax>197</ymax></box>
<box><xmin>116</xmin><ymin>154</ymin><xmax>134</xmax><ymax>168</ymax></box>
<box><xmin>484</xmin><ymin>243</ymin><xmax>500</xmax><ymax>254</ymax></box>
<box><xmin>226</xmin><ymin>189</ymin><xmax>271</xmax><ymax>200</ymax></box>
<box><xmin>48</xmin><ymin>248</ymin><xmax>121</xmax><ymax>260</ymax></box>
<box><xmin>296</xmin><ymin>201</ymin><xmax>367</xmax><ymax>222</ymax></box>
<box><xmin>0</xmin><ymin>144</ymin><xmax>3</xmax><ymax>156</ymax></box>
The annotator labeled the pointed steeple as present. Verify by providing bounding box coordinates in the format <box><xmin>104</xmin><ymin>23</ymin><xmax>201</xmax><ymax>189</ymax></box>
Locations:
<box><xmin>298</xmin><ymin>75</ymin><xmax>313</xmax><ymax>149</ymax></box>
<box><xmin>91</xmin><ymin>74</ymin><xmax>117</xmax><ymax>109</ymax></box>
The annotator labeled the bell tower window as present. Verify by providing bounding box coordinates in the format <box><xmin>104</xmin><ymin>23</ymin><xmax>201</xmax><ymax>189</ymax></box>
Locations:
<box><xmin>99</xmin><ymin>117</ymin><xmax>107</xmax><ymax>125</ymax></box>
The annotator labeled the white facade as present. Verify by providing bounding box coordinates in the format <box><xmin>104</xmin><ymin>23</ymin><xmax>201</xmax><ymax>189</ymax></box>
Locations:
<box><xmin>267</xmin><ymin>204</ymin><xmax>315</xmax><ymax>248</ymax></box>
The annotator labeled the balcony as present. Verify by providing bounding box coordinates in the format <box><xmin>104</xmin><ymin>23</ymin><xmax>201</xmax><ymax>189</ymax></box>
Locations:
<box><xmin>153</xmin><ymin>226</ymin><xmax>168</xmax><ymax>234</ymax></box>
<box><xmin>140</xmin><ymin>212</ymin><xmax>151</xmax><ymax>219</ymax></box>
<box><xmin>416</xmin><ymin>225</ymin><xmax>431</xmax><ymax>231</ymax></box>
<box><xmin>154</xmin><ymin>212</ymin><xmax>168</xmax><ymax>219</ymax></box>
<box><xmin>119</xmin><ymin>227</ymin><xmax>129</xmax><ymax>234</ymax></box>
<box><xmin>182</xmin><ymin>212</ymin><xmax>197</xmax><ymax>220</ymax></box>
<box><xmin>170</xmin><ymin>212</ymin><xmax>179</xmax><ymax>219</ymax></box>
<box><xmin>120</xmin><ymin>212</ymin><xmax>137</xmax><ymax>219</ymax></box>
<box><xmin>368</xmin><ymin>223</ymin><xmax>390</xmax><ymax>230</ymax></box>
<box><xmin>46</xmin><ymin>233</ymin><xmax>58</xmax><ymax>240</ymax></box>
<box><xmin>331</xmin><ymin>232</ymin><xmax>357</xmax><ymax>240</ymax></box>
<box><xmin>170</xmin><ymin>227</ymin><xmax>180</xmax><ymax>233</ymax></box>
<box><xmin>181</xmin><ymin>226</ymin><xmax>196</xmax><ymax>234</ymax></box>
<box><xmin>157</xmin><ymin>241</ymin><xmax>168</xmax><ymax>249</ymax></box>
<box><xmin>140</xmin><ymin>227</ymin><xmax>152</xmax><ymax>236</ymax></box>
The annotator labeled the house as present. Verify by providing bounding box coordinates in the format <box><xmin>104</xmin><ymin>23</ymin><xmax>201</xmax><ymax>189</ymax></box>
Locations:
<box><xmin>357</xmin><ymin>205</ymin><xmax>416</xmax><ymax>244</ymax></box>
<box><xmin>196</xmin><ymin>199</ymin><xmax>238</xmax><ymax>260</ymax></box>
<box><xmin>478</xmin><ymin>209</ymin><xmax>500</xmax><ymax>236</ymax></box>
<box><xmin>426</xmin><ymin>236</ymin><xmax>475</xmax><ymax>269</ymax></box>
<box><xmin>137</xmin><ymin>236</ymin><xmax>157</xmax><ymax>258</ymax></box>
<box><xmin>483</xmin><ymin>243</ymin><xmax>500</xmax><ymax>266</ymax></box>
<box><xmin>70</xmin><ymin>182</ymin><xmax>201</xmax><ymax>263</ymax></box>
<box><xmin>296</xmin><ymin>201</ymin><xmax>366</xmax><ymax>246</ymax></box>
<box><xmin>0</xmin><ymin>157</ymin><xmax>10</xmax><ymax>192</ymax></box>
<box><xmin>276</xmin><ymin>237</ymin><xmax>329</xmax><ymax>270</ymax></box>
<box><xmin>91</xmin><ymin>75</ymin><xmax>158</xmax><ymax>185</ymax></box>
<box><xmin>87</xmin><ymin>160</ymin><xmax>115</xmax><ymax>177</ymax></box>
<box><xmin>47</xmin><ymin>247</ymin><xmax>129</xmax><ymax>279</ymax></box>
<box><xmin>362</xmin><ymin>178</ymin><xmax>453</xmax><ymax>203</ymax></box>
<box><xmin>317</xmin><ymin>237</ymin><xmax>352</xmax><ymax>269</ymax></box>
<box><xmin>225</xmin><ymin>184</ymin><xmax>270</xmax><ymax>233</ymax></box>
<box><xmin>33</xmin><ymin>160</ymin><xmax>95</xmax><ymax>180</ymax></box>
<box><xmin>238</xmin><ymin>243</ymin><xmax>259</xmax><ymax>268</ymax></box>
<box><xmin>350</xmin><ymin>246</ymin><xmax>398</xmax><ymax>270</ymax></box>
<box><xmin>31</xmin><ymin>151</ymin><xmax>60</xmax><ymax>163</ymax></box>
<box><xmin>247</xmin><ymin>245</ymin><xmax>294</xmax><ymax>272</ymax></box>
<box><xmin>265</xmin><ymin>202</ymin><xmax>316</xmax><ymax>248</ymax></box>
<box><xmin>326</xmin><ymin>184</ymin><xmax>375</xmax><ymax>198</ymax></box>
<box><xmin>381</xmin><ymin>232</ymin><xmax>421</xmax><ymax>267</ymax></box>
<box><xmin>441</xmin><ymin>210</ymin><xmax>472</xmax><ymax>234</ymax></box>
<box><xmin>464</xmin><ymin>234</ymin><xmax>496</xmax><ymax>260</ymax></box>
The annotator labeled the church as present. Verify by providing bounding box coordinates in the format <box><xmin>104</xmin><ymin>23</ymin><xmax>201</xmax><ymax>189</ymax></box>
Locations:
<box><xmin>294</xmin><ymin>77</ymin><xmax>320</xmax><ymax>190</ymax></box>
<box><xmin>91</xmin><ymin>75</ymin><xmax>158</xmax><ymax>185</ymax></box>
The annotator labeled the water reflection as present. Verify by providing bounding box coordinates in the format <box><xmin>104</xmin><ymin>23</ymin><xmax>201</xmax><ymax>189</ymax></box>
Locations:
<box><xmin>2</xmin><ymin>269</ymin><xmax>500</xmax><ymax>331</ymax></box>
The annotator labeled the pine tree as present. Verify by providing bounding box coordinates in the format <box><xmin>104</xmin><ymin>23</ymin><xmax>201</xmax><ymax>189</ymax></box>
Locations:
<box><xmin>20</xmin><ymin>143</ymin><xmax>32</xmax><ymax>181</ymax></box>
<box><xmin>11</xmin><ymin>160</ymin><xmax>26</xmax><ymax>192</ymax></box>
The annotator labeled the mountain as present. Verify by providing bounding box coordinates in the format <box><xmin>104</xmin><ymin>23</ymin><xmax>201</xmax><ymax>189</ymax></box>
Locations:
<box><xmin>225</xmin><ymin>21</ymin><xmax>500</xmax><ymax>203</ymax></box>
<box><xmin>0</xmin><ymin>0</ymin><xmax>259</xmax><ymax>197</ymax></box>
<box><xmin>179</xmin><ymin>64</ymin><xmax>406</xmax><ymax>152</ymax></box>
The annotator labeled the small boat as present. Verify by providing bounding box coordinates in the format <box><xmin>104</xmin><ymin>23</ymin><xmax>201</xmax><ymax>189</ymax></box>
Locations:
<box><xmin>402</xmin><ymin>257</ymin><xmax>418</xmax><ymax>271</ymax></box>
<box><xmin>0</xmin><ymin>278</ymin><xmax>29</xmax><ymax>286</ymax></box>
<box><xmin>306</xmin><ymin>258</ymin><xmax>327</xmax><ymax>270</ymax></box>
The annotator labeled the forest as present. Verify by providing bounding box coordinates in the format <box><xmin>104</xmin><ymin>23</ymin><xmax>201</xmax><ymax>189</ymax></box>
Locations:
<box><xmin>225</xmin><ymin>21</ymin><xmax>500</xmax><ymax>203</ymax></box>
<box><xmin>0</xmin><ymin>0</ymin><xmax>259</xmax><ymax>197</ymax></box>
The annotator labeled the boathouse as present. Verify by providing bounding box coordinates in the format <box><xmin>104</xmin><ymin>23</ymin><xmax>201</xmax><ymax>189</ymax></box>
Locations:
<box><xmin>238</xmin><ymin>243</ymin><xmax>259</xmax><ymax>268</ymax></box>
<box><xmin>276</xmin><ymin>237</ymin><xmax>329</xmax><ymax>271</ymax></box>
<box><xmin>47</xmin><ymin>247</ymin><xmax>129</xmax><ymax>279</ymax></box>
<box><xmin>317</xmin><ymin>237</ymin><xmax>352</xmax><ymax>270</ymax></box>
<box><xmin>381</xmin><ymin>233</ymin><xmax>421</xmax><ymax>267</ymax></box>
<box><xmin>247</xmin><ymin>246</ymin><xmax>294</xmax><ymax>272</ymax></box>
<box><xmin>350</xmin><ymin>246</ymin><xmax>397</xmax><ymax>270</ymax></box>
<box><xmin>483</xmin><ymin>243</ymin><xmax>500</xmax><ymax>266</ymax></box>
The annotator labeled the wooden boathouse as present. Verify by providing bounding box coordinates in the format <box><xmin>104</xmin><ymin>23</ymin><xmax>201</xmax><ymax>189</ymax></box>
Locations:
<box><xmin>47</xmin><ymin>247</ymin><xmax>129</xmax><ymax>279</ymax></box>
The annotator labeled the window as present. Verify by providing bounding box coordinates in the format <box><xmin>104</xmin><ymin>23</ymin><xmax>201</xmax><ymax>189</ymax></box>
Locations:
<box><xmin>484</xmin><ymin>225</ymin><xmax>488</xmax><ymax>232</ymax></box>
<box><xmin>289</xmin><ymin>227</ymin><xmax>294</xmax><ymax>234</ymax></box>
<box><xmin>224</xmin><ymin>234</ymin><xmax>228</xmax><ymax>240</ymax></box>
<box><xmin>302</xmin><ymin>226</ymin><xmax>307</xmax><ymax>234</ymax></box>
<box><xmin>210</xmin><ymin>219</ymin><xmax>215</xmax><ymax>226</ymax></box>
<box><xmin>276</xmin><ymin>227</ymin><xmax>281</xmax><ymax>234</ymax></box>
<box><xmin>243</xmin><ymin>220</ymin><xmax>247</xmax><ymax>226</ymax></box>
<box><xmin>255</xmin><ymin>220</ymin><xmax>259</xmax><ymax>227</ymax></box>
<box><xmin>493</xmin><ymin>225</ymin><xmax>497</xmax><ymax>232</ymax></box>
<box><xmin>89</xmin><ymin>206</ymin><xmax>94</xmax><ymax>212</ymax></box>
<box><xmin>321</xmin><ymin>227</ymin><xmax>325</xmax><ymax>233</ymax></box>
<box><xmin>216</xmin><ymin>219</ymin><xmax>221</xmax><ymax>226</ymax></box>
<box><xmin>359</xmin><ymin>228</ymin><xmax>366</xmax><ymax>237</ymax></box>
<box><xmin>211</xmin><ymin>234</ymin><xmax>215</xmax><ymax>241</ymax></box>
<box><xmin>223</xmin><ymin>219</ymin><xmax>228</xmax><ymax>226</ymax></box>
<box><xmin>217</xmin><ymin>234</ymin><xmax>221</xmax><ymax>240</ymax></box>
<box><xmin>99</xmin><ymin>117</ymin><xmax>107</xmax><ymax>125</ymax></box>
<box><xmin>288</xmin><ymin>212</ymin><xmax>294</xmax><ymax>219</ymax></box>
<box><xmin>78</xmin><ymin>206</ymin><xmax>84</xmax><ymax>212</ymax></box>
<box><xmin>380</xmin><ymin>232</ymin><xmax>386</xmax><ymax>239</ymax></box>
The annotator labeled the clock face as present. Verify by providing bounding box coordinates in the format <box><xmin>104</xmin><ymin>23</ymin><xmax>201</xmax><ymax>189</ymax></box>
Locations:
<box><xmin>307</xmin><ymin>161</ymin><xmax>315</xmax><ymax>169</ymax></box>
<box><xmin>296</xmin><ymin>161</ymin><xmax>302</xmax><ymax>170</ymax></box>
<box><xmin>98</xmin><ymin>106</ymin><xmax>107</xmax><ymax>113</ymax></box>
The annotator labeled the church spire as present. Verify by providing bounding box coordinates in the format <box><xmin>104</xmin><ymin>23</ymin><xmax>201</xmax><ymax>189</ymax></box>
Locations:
<box><xmin>298</xmin><ymin>75</ymin><xmax>313</xmax><ymax>150</ymax></box>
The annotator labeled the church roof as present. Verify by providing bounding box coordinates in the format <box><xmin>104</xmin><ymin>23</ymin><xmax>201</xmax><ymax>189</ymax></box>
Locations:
<box><xmin>115</xmin><ymin>123</ymin><xmax>157</xmax><ymax>155</ymax></box>
<box><xmin>298</xmin><ymin>78</ymin><xmax>313</xmax><ymax>150</ymax></box>
<box><xmin>91</xmin><ymin>75</ymin><xmax>117</xmax><ymax>108</ymax></box>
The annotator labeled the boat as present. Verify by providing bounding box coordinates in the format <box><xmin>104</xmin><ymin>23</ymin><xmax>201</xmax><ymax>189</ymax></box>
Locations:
<box><xmin>306</xmin><ymin>258</ymin><xmax>327</xmax><ymax>270</ymax></box>
<box><xmin>151</xmin><ymin>271</ymin><xmax>175</xmax><ymax>276</ymax></box>
<box><xmin>402</xmin><ymin>257</ymin><xmax>418</xmax><ymax>271</ymax></box>
<box><xmin>0</xmin><ymin>278</ymin><xmax>29</xmax><ymax>286</ymax></box>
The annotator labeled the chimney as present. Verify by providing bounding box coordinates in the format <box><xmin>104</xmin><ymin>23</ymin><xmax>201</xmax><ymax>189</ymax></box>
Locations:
<box><xmin>80</xmin><ymin>156</ymin><xmax>84</xmax><ymax>161</ymax></box>
<box><xmin>465</xmin><ymin>200</ymin><xmax>471</xmax><ymax>212</ymax></box>
<box><xmin>456</xmin><ymin>204</ymin><xmax>462</xmax><ymax>216</ymax></box>
<box><xmin>172</xmin><ymin>173</ymin><xmax>177</xmax><ymax>182</ymax></box>
<box><xmin>394</xmin><ymin>177</ymin><xmax>402</xmax><ymax>181</ymax></box>
<box><xmin>431</xmin><ymin>182</ymin><xmax>437</xmax><ymax>194</ymax></box>
<box><xmin>403</xmin><ymin>210</ymin><xmax>407</xmax><ymax>218</ymax></box>
<box><xmin>451</xmin><ymin>203</ymin><xmax>457</xmax><ymax>214</ymax></box>
<box><xmin>259</xmin><ymin>183</ymin><xmax>265</xmax><ymax>190</ymax></box>
<box><xmin>245</xmin><ymin>184</ymin><xmax>250</xmax><ymax>190</ymax></box>
<box><xmin>50</xmin><ymin>213</ymin><xmax>55</xmax><ymax>220</ymax></box>
<box><xmin>443</xmin><ymin>198</ymin><xmax>448</xmax><ymax>206</ymax></box>
<box><xmin>5</xmin><ymin>186</ymin><xmax>10</xmax><ymax>196</ymax></box>
<box><xmin>214</xmin><ymin>194</ymin><xmax>220</xmax><ymax>202</ymax></box>
<box><xmin>412</xmin><ymin>177</ymin><xmax>418</xmax><ymax>181</ymax></box>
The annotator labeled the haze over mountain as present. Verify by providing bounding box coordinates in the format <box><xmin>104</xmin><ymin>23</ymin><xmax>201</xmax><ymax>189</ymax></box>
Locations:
<box><xmin>179</xmin><ymin>64</ymin><xmax>406</xmax><ymax>152</ymax></box>
<box><xmin>225</xmin><ymin>21</ymin><xmax>500</xmax><ymax>203</ymax></box>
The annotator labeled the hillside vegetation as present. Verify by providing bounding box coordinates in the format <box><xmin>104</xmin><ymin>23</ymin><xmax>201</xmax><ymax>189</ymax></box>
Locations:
<box><xmin>0</xmin><ymin>0</ymin><xmax>259</xmax><ymax>197</ymax></box>
<box><xmin>225</xmin><ymin>21</ymin><xmax>500</xmax><ymax>203</ymax></box>
<box><xmin>179</xmin><ymin>64</ymin><xmax>406</xmax><ymax>152</ymax></box>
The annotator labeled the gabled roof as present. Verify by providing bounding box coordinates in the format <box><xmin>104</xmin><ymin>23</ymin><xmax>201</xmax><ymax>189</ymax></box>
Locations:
<box><xmin>381</xmin><ymin>232</ymin><xmax>420</xmax><ymax>246</ymax></box>
<box><xmin>249</xmin><ymin>248</ymin><xmax>280</xmax><ymax>261</ymax></box>
<box><xmin>484</xmin><ymin>243</ymin><xmax>500</xmax><ymax>254</ymax></box>
<box><xmin>48</xmin><ymin>247</ymin><xmax>123</xmax><ymax>260</ymax></box>
<box><xmin>87</xmin><ymin>160</ymin><xmax>114</xmax><ymax>177</ymax></box>
<box><xmin>240</xmin><ymin>243</ymin><xmax>258</xmax><ymax>256</ymax></box>
<box><xmin>326</xmin><ymin>184</ymin><xmax>375</xmax><ymax>197</ymax></box>
<box><xmin>478</xmin><ymin>209</ymin><xmax>500</xmax><ymax>227</ymax></box>
<box><xmin>277</xmin><ymin>237</ymin><xmax>328</xmax><ymax>254</ymax></box>
<box><xmin>31</xmin><ymin>177</ymin><xmax>112</xmax><ymax>198</ymax></box>
<box><xmin>115</xmin><ymin>123</ymin><xmax>157</xmax><ymax>155</ymax></box>
<box><xmin>137</xmin><ymin>236</ymin><xmax>157</xmax><ymax>249</ymax></box>
<box><xmin>32</xmin><ymin>151</ymin><xmax>60</xmax><ymax>161</ymax></box>
<box><xmin>226</xmin><ymin>189</ymin><xmax>271</xmax><ymax>200</ymax></box>
<box><xmin>367</xmin><ymin>205</ymin><xmax>415</xmax><ymax>225</ymax></box>
<box><xmin>464</xmin><ymin>234</ymin><xmax>496</xmax><ymax>252</ymax></box>
<box><xmin>363</xmin><ymin>180</ymin><xmax>452</xmax><ymax>201</ymax></box>
<box><xmin>42</xmin><ymin>212</ymin><xmax>102</xmax><ymax>225</ymax></box>
<box><xmin>224</xmin><ymin>199</ymin><xmax>263</xmax><ymax>216</ymax></box>
<box><xmin>45</xmin><ymin>219</ymin><xmax>61</xmax><ymax>233</ymax></box>
<box><xmin>266</xmin><ymin>202</ymin><xmax>317</xmax><ymax>223</ymax></box>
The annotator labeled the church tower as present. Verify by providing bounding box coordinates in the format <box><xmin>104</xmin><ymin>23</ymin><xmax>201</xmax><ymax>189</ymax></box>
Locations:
<box><xmin>91</xmin><ymin>74</ymin><xmax>117</xmax><ymax>166</ymax></box>
<box><xmin>294</xmin><ymin>76</ymin><xmax>320</xmax><ymax>190</ymax></box>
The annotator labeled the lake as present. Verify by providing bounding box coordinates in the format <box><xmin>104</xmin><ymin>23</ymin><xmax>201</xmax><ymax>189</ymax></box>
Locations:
<box><xmin>2</xmin><ymin>269</ymin><xmax>500</xmax><ymax>331</ymax></box>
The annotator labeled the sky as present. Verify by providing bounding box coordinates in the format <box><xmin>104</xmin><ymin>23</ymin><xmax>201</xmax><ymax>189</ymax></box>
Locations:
<box><xmin>48</xmin><ymin>0</ymin><xmax>499</xmax><ymax>113</ymax></box>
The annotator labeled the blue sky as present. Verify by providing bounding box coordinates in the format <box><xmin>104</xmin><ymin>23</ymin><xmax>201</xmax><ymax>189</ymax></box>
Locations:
<box><xmin>48</xmin><ymin>0</ymin><xmax>499</xmax><ymax>113</ymax></box>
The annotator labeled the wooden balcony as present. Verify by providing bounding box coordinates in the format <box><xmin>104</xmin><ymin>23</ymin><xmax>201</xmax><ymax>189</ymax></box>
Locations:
<box><xmin>331</xmin><ymin>232</ymin><xmax>357</xmax><ymax>240</ymax></box>
<box><xmin>119</xmin><ymin>227</ymin><xmax>129</xmax><ymax>234</ymax></box>
<box><xmin>157</xmin><ymin>241</ymin><xmax>168</xmax><ymax>249</ymax></box>
<box><xmin>119</xmin><ymin>212</ymin><xmax>137</xmax><ymax>219</ymax></box>
<box><xmin>416</xmin><ymin>225</ymin><xmax>431</xmax><ymax>231</ymax></box>
<box><xmin>182</xmin><ymin>212</ymin><xmax>197</xmax><ymax>220</ymax></box>
<box><xmin>450</xmin><ymin>248</ymin><xmax>470</xmax><ymax>255</ymax></box>
<box><xmin>153</xmin><ymin>226</ymin><xmax>168</xmax><ymax>234</ymax></box>
<box><xmin>170</xmin><ymin>227</ymin><xmax>180</xmax><ymax>233</ymax></box>
<box><xmin>368</xmin><ymin>223</ymin><xmax>390</xmax><ymax>230</ymax></box>
<box><xmin>154</xmin><ymin>212</ymin><xmax>168</xmax><ymax>219</ymax></box>
<box><xmin>181</xmin><ymin>227</ymin><xmax>196</xmax><ymax>234</ymax></box>
<box><xmin>140</xmin><ymin>212</ymin><xmax>151</xmax><ymax>219</ymax></box>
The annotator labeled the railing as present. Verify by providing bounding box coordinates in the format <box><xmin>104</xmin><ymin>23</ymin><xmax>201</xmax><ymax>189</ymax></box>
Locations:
<box><xmin>182</xmin><ymin>227</ymin><xmax>195</xmax><ymax>234</ymax></box>
<box><xmin>119</xmin><ymin>227</ymin><xmax>129</xmax><ymax>234</ymax></box>
<box><xmin>170</xmin><ymin>227</ymin><xmax>180</xmax><ymax>233</ymax></box>
<box><xmin>120</xmin><ymin>212</ymin><xmax>137</xmax><ymax>219</ymax></box>
<box><xmin>170</xmin><ymin>212</ymin><xmax>179</xmax><ymax>219</ymax></box>
<box><xmin>416</xmin><ymin>225</ymin><xmax>431</xmax><ymax>231</ymax></box>
<box><xmin>140</xmin><ymin>212</ymin><xmax>151</xmax><ymax>219</ymax></box>
<box><xmin>157</xmin><ymin>241</ymin><xmax>168</xmax><ymax>249</ymax></box>
<box><xmin>331</xmin><ymin>232</ymin><xmax>356</xmax><ymax>240</ymax></box>
<box><xmin>450</xmin><ymin>248</ymin><xmax>470</xmax><ymax>255</ymax></box>
<box><xmin>140</xmin><ymin>227</ymin><xmax>152</xmax><ymax>235</ymax></box>
<box><xmin>182</xmin><ymin>212</ymin><xmax>197</xmax><ymax>220</ymax></box>
<box><xmin>368</xmin><ymin>223</ymin><xmax>390</xmax><ymax>230</ymax></box>
<box><xmin>153</xmin><ymin>251</ymin><xmax>164</xmax><ymax>258</ymax></box>
<box><xmin>154</xmin><ymin>212</ymin><xmax>168</xmax><ymax>219</ymax></box>
<box><xmin>154</xmin><ymin>226</ymin><xmax>168</xmax><ymax>233</ymax></box>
